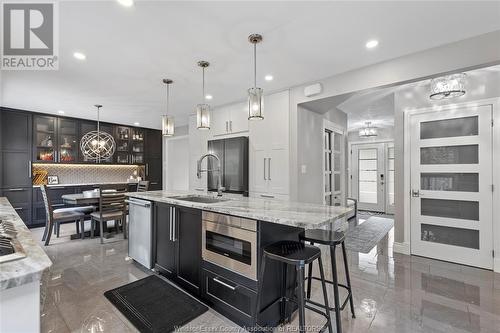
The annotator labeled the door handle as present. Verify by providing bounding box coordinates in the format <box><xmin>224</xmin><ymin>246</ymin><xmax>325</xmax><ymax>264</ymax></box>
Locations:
<box><xmin>229</xmin><ymin>121</ymin><xmax>232</xmax><ymax>132</ymax></box>
<box><xmin>263</xmin><ymin>158</ymin><xmax>267</xmax><ymax>180</ymax></box>
<box><xmin>411</xmin><ymin>189</ymin><xmax>420</xmax><ymax>197</ymax></box>
<box><xmin>225</xmin><ymin>121</ymin><xmax>228</xmax><ymax>133</ymax></box>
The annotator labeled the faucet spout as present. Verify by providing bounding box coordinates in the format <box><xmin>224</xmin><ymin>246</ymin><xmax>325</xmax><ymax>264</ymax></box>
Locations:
<box><xmin>196</xmin><ymin>153</ymin><xmax>225</xmax><ymax>196</ymax></box>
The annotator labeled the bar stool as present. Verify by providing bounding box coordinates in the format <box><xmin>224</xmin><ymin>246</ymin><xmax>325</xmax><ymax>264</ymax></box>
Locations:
<box><xmin>255</xmin><ymin>240</ymin><xmax>333</xmax><ymax>333</ymax></box>
<box><xmin>301</xmin><ymin>229</ymin><xmax>355</xmax><ymax>333</ymax></box>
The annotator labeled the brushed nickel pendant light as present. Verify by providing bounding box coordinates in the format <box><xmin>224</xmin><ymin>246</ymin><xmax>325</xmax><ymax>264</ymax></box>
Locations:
<box><xmin>80</xmin><ymin>105</ymin><xmax>116</xmax><ymax>162</ymax></box>
<box><xmin>248</xmin><ymin>33</ymin><xmax>264</xmax><ymax>120</ymax></box>
<box><xmin>161</xmin><ymin>79</ymin><xmax>175</xmax><ymax>137</ymax></box>
<box><xmin>196</xmin><ymin>61</ymin><xmax>211</xmax><ymax>129</ymax></box>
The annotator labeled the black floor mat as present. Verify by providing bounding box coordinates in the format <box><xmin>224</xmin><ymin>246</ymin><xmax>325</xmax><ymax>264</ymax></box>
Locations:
<box><xmin>104</xmin><ymin>275</ymin><xmax>208</xmax><ymax>333</ymax></box>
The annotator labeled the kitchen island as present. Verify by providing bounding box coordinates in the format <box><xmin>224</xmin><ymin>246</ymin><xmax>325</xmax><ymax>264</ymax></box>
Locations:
<box><xmin>126</xmin><ymin>190</ymin><xmax>353</xmax><ymax>329</ymax></box>
<box><xmin>0</xmin><ymin>197</ymin><xmax>52</xmax><ymax>333</ymax></box>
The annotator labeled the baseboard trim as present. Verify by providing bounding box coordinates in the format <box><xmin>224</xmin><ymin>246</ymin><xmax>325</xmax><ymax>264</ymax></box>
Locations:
<box><xmin>393</xmin><ymin>241</ymin><xmax>410</xmax><ymax>255</ymax></box>
<box><xmin>494</xmin><ymin>258</ymin><xmax>500</xmax><ymax>273</ymax></box>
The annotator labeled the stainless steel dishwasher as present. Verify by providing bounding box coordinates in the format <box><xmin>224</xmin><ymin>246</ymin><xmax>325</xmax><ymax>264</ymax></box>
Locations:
<box><xmin>127</xmin><ymin>198</ymin><xmax>153</xmax><ymax>269</ymax></box>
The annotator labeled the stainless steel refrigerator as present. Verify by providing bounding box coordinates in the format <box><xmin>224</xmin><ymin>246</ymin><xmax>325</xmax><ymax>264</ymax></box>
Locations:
<box><xmin>207</xmin><ymin>136</ymin><xmax>249</xmax><ymax>195</ymax></box>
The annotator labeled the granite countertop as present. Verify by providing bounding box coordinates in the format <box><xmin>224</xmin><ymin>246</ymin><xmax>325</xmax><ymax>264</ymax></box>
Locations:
<box><xmin>32</xmin><ymin>181</ymin><xmax>139</xmax><ymax>188</ymax></box>
<box><xmin>126</xmin><ymin>190</ymin><xmax>353</xmax><ymax>229</ymax></box>
<box><xmin>0</xmin><ymin>197</ymin><xmax>52</xmax><ymax>291</ymax></box>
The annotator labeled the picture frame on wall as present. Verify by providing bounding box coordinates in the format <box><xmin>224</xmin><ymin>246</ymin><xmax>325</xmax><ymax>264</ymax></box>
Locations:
<box><xmin>47</xmin><ymin>176</ymin><xmax>59</xmax><ymax>185</ymax></box>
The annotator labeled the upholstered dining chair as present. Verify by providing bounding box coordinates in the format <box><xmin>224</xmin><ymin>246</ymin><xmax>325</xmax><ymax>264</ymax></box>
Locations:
<box><xmin>40</xmin><ymin>185</ymin><xmax>85</xmax><ymax>246</ymax></box>
<box><xmin>90</xmin><ymin>185</ymin><xmax>127</xmax><ymax>244</ymax></box>
<box><xmin>137</xmin><ymin>180</ymin><xmax>150</xmax><ymax>192</ymax></box>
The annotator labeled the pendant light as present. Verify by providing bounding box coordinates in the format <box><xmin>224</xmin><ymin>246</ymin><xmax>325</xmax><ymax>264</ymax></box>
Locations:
<box><xmin>429</xmin><ymin>73</ymin><xmax>466</xmax><ymax>100</ymax></box>
<box><xmin>248</xmin><ymin>33</ymin><xmax>264</xmax><ymax>120</ymax></box>
<box><xmin>359</xmin><ymin>122</ymin><xmax>378</xmax><ymax>138</ymax></box>
<box><xmin>196</xmin><ymin>61</ymin><xmax>211</xmax><ymax>129</ymax></box>
<box><xmin>161</xmin><ymin>79</ymin><xmax>175</xmax><ymax>137</ymax></box>
<box><xmin>80</xmin><ymin>105</ymin><xmax>116</xmax><ymax>162</ymax></box>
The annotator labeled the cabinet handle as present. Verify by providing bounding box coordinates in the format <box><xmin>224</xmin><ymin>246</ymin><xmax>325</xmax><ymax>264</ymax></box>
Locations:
<box><xmin>151</xmin><ymin>182</ymin><xmax>158</xmax><ymax>185</ymax></box>
<box><xmin>229</xmin><ymin>121</ymin><xmax>232</xmax><ymax>132</ymax></box>
<box><xmin>169</xmin><ymin>207</ymin><xmax>173</xmax><ymax>241</ymax></box>
<box><xmin>14</xmin><ymin>207</ymin><xmax>23</xmax><ymax>211</ymax></box>
<box><xmin>213</xmin><ymin>277</ymin><xmax>236</xmax><ymax>290</ymax></box>
<box><xmin>51</xmin><ymin>203</ymin><xmax>65</xmax><ymax>207</ymax></box>
<box><xmin>28</xmin><ymin>160</ymin><xmax>32</xmax><ymax>178</ymax></box>
<box><xmin>268</xmin><ymin>158</ymin><xmax>271</xmax><ymax>181</ymax></box>
<box><xmin>260</xmin><ymin>194</ymin><xmax>274</xmax><ymax>198</ymax></box>
<box><xmin>6</xmin><ymin>188</ymin><xmax>25</xmax><ymax>192</ymax></box>
<box><xmin>263</xmin><ymin>158</ymin><xmax>267</xmax><ymax>180</ymax></box>
<box><xmin>225</xmin><ymin>121</ymin><xmax>228</xmax><ymax>133</ymax></box>
<box><xmin>172</xmin><ymin>207</ymin><xmax>176</xmax><ymax>242</ymax></box>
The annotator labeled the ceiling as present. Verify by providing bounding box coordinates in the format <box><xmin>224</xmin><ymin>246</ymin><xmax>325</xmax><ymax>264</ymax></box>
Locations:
<box><xmin>2</xmin><ymin>1</ymin><xmax>500</xmax><ymax>129</ymax></box>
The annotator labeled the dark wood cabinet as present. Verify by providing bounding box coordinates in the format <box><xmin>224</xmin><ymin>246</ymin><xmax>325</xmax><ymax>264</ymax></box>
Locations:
<box><xmin>1</xmin><ymin>110</ymin><xmax>32</xmax><ymax>151</ymax></box>
<box><xmin>33</xmin><ymin>115</ymin><xmax>57</xmax><ymax>163</ymax></box>
<box><xmin>154</xmin><ymin>204</ymin><xmax>202</xmax><ymax>296</ymax></box>
<box><xmin>0</xmin><ymin>188</ymin><xmax>32</xmax><ymax>225</ymax></box>
<box><xmin>145</xmin><ymin>129</ymin><xmax>162</xmax><ymax>190</ymax></box>
<box><xmin>175</xmin><ymin>206</ymin><xmax>202</xmax><ymax>295</ymax></box>
<box><xmin>155</xmin><ymin>203</ymin><xmax>176</xmax><ymax>277</ymax></box>
<box><xmin>57</xmin><ymin>118</ymin><xmax>79</xmax><ymax>163</ymax></box>
<box><xmin>1</xmin><ymin>151</ymin><xmax>32</xmax><ymax>188</ymax></box>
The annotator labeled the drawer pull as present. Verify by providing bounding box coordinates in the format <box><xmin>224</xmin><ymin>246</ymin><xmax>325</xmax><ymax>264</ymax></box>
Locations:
<box><xmin>7</xmin><ymin>188</ymin><xmax>25</xmax><ymax>192</ymax></box>
<box><xmin>213</xmin><ymin>277</ymin><xmax>236</xmax><ymax>291</ymax></box>
<box><xmin>14</xmin><ymin>207</ymin><xmax>23</xmax><ymax>211</ymax></box>
<box><xmin>51</xmin><ymin>204</ymin><xmax>65</xmax><ymax>207</ymax></box>
<box><xmin>260</xmin><ymin>194</ymin><xmax>274</xmax><ymax>198</ymax></box>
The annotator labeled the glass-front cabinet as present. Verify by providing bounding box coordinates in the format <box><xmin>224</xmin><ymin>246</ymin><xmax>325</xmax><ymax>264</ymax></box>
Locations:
<box><xmin>33</xmin><ymin>115</ymin><xmax>56</xmax><ymax>162</ymax></box>
<box><xmin>130</xmin><ymin>128</ymin><xmax>144</xmax><ymax>164</ymax></box>
<box><xmin>58</xmin><ymin>118</ymin><xmax>78</xmax><ymax>163</ymax></box>
<box><xmin>115</xmin><ymin>126</ymin><xmax>130</xmax><ymax>164</ymax></box>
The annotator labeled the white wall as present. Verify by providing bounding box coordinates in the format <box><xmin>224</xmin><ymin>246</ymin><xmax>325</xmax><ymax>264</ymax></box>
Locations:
<box><xmin>289</xmin><ymin>30</ymin><xmax>500</xmax><ymax>244</ymax></box>
<box><xmin>297</xmin><ymin>105</ymin><xmax>347</xmax><ymax>204</ymax></box>
<box><xmin>165</xmin><ymin>136</ymin><xmax>190</xmax><ymax>191</ymax></box>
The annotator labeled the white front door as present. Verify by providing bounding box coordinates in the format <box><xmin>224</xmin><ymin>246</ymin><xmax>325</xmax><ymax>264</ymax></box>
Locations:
<box><xmin>352</xmin><ymin>143</ymin><xmax>386</xmax><ymax>212</ymax></box>
<box><xmin>410</xmin><ymin>105</ymin><xmax>493</xmax><ymax>269</ymax></box>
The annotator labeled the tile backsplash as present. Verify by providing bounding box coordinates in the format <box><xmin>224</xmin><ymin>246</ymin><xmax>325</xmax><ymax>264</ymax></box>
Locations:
<box><xmin>32</xmin><ymin>164</ymin><xmax>145</xmax><ymax>185</ymax></box>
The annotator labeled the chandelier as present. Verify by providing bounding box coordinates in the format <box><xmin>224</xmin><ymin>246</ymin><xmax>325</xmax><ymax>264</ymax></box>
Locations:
<box><xmin>248</xmin><ymin>33</ymin><xmax>264</xmax><ymax>120</ymax></box>
<box><xmin>429</xmin><ymin>73</ymin><xmax>466</xmax><ymax>100</ymax></box>
<box><xmin>196</xmin><ymin>61</ymin><xmax>211</xmax><ymax>129</ymax></box>
<box><xmin>80</xmin><ymin>105</ymin><xmax>116</xmax><ymax>162</ymax></box>
<box><xmin>359</xmin><ymin>122</ymin><xmax>378</xmax><ymax>138</ymax></box>
<box><xmin>162</xmin><ymin>79</ymin><xmax>175</xmax><ymax>137</ymax></box>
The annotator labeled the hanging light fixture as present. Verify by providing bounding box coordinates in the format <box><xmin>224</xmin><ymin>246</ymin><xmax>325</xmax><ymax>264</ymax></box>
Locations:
<box><xmin>196</xmin><ymin>61</ymin><xmax>211</xmax><ymax>129</ymax></box>
<box><xmin>161</xmin><ymin>79</ymin><xmax>175</xmax><ymax>137</ymax></box>
<box><xmin>80</xmin><ymin>105</ymin><xmax>116</xmax><ymax>162</ymax></box>
<box><xmin>429</xmin><ymin>73</ymin><xmax>466</xmax><ymax>100</ymax></box>
<box><xmin>359</xmin><ymin>122</ymin><xmax>378</xmax><ymax>138</ymax></box>
<box><xmin>248</xmin><ymin>33</ymin><xmax>264</xmax><ymax>120</ymax></box>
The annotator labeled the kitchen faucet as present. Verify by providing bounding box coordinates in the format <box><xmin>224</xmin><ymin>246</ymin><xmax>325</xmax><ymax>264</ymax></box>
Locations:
<box><xmin>197</xmin><ymin>153</ymin><xmax>225</xmax><ymax>196</ymax></box>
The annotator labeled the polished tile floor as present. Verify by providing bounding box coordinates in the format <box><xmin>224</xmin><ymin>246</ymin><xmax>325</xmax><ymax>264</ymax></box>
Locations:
<box><xmin>34</xmin><ymin>214</ymin><xmax>500</xmax><ymax>333</ymax></box>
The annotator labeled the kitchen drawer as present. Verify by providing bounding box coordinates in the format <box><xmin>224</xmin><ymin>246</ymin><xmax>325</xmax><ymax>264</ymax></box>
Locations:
<box><xmin>202</xmin><ymin>268</ymin><xmax>256</xmax><ymax>327</ymax></box>
<box><xmin>11</xmin><ymin>203</ymin><xmax>31</xmax><ymax>226</ymax></box>
<box><xmin>1</xmin><ymin>188</ymin><xmax>31</xmax><ymax>205</ymax></box>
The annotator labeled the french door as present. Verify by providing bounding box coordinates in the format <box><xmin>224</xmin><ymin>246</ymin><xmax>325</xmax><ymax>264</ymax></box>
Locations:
<box><xmin>351</xmin><ymin>143</ymin><xmax>386</xmax><ymax>212</ymax></box>
<box><xmin>410</xmin><ymin>105</ymin><xmax>493</xmax><ymax>269</ymax></box>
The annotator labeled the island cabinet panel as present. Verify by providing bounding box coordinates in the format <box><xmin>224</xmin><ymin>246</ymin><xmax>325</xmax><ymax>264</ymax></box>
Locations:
<box><xmin>154</xmin><ymin>203</ymin><xmax>176</xmax><ymax>277</ymax></box>
<box><xmin>175</xmin><ymin>206</ymin><xmax>202</xmax><ymax>296</ymax></box>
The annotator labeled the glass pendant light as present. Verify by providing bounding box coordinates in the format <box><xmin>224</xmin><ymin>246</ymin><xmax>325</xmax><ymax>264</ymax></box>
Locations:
<box><xmin>429</xmin><ymin>73</ymin><xmax>466</xmax><ymax>100</ymax></box>
<box><xmin>161</xmin><ymin>79</ymin><xmax>175</xmax><ymax>137</ymax></box>
<box><xmin>80</xmin><ymin>105</ymin><xmax>116</xmax><ymax>163</ymax></box>
<box><xmin>248</xmin><ymin>34</ymin><xmax>264</xmax><ymax>120</ymax></box>
<box><xmin>196</xmin><ymin>61</ymin><xmax>211</xmax><ymax>129</ymax></box>
<box><xmin>359</xmin><ymin>122</ymin><xmax>378</xmax><ymax>138</ymax></box>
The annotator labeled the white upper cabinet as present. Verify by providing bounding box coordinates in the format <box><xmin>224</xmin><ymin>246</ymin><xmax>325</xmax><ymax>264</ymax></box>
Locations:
<box><xmin>211</xmin><ymin>102</ymin><xmax>249</xmax><ymax>136</ymax></box>
<box><xmin>249</xmin><ymin>90</ymin><xmax>290</xmax><ymax>198</ymax></box>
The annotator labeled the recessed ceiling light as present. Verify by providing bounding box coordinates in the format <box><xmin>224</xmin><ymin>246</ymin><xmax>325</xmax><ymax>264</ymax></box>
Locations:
<box><xmin>57</xmin><ymin>110</ymin><xmax>65</xmax><ymax>114</ymax></box>
<box><xmin>205</xmin><ymin>94</ymin><xmax>213</xmax><ymax>100</ymax></box>
<box><xmin>73</xmin><ymin>52</ymin><xmax>86</xmax><ymax>60</ymax></box>
<box><xmin>134</xmin><ymin>122</ymin><xmax>140</xmax><ymax>126</ymax></box>
<box><xmin>117</xmin><ymin>0</ymin><xmax>134</xmax><ymax>7</ymax></box>
<box><xmin>365</xmin><ymin>40</ymin><xmax>379</xmax><ymax>49</ymax></box>
<box><xmin>265</xmin><ymin>75</ymin><xmax>273</xmax><ymax>81</ymax></box>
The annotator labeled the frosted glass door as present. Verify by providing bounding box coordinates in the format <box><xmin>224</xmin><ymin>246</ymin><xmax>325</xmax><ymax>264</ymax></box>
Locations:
<box><xmin>410</xmin><ymin>104</ymin><xmax>493</xmax><ymax>269</ymax></box>
<box><xmin>352</xmin><ymin>143</ymin><xmax>385</xmax><ymax>212</ymax></box>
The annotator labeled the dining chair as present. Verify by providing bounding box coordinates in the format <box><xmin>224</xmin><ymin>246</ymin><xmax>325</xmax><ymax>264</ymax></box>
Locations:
<box><xmin>40</xmin><ymin>185</ymin><xmax>85</xmax><ymax>246</ymax></box>
<box><xmin>137</xmin><ymin>180</ymin><xmax>150</xmax><ymax>192</ymax></box>
<box><xmin>90</xmin><ymin>185</ymin><xmax>127</xmax><ymax>244</ymax></box>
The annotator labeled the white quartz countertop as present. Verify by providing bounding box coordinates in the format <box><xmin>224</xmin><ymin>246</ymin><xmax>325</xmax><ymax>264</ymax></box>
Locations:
<box><xmin>32</xmin><ymin>181</ymin><xmax>138</xmax><ymax>188</ymax></box>
<box><xmin>0</xmin><ymin>197</ymin><xmax>52</xmax><ymax>291</ymax></box>
<box><xmin>126</xmin><ymin>190</ymin><xmax>353</xmax><ymax>229</ymax></box>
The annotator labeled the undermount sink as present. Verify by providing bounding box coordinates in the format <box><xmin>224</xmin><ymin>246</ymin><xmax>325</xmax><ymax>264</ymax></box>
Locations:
<box><xmin>169</xmin><ymin>195</ymin><xmax>229</xmax><ymax>204</ymax></box>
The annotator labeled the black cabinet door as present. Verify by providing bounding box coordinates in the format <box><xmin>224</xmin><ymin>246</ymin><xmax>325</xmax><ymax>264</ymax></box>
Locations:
<box><xmin>146</xmin><ymin>129</ymin><xmax>162</xmax><ymax>158</ymax></box>
<box><xmin>145</xmin><ymin>157</ymin><xmax>162</xmax><ymax>190</ymax></box>
<box><xmin>1</xmin><ymin>151</ymin><xmax>31</xmax><ymax>188</ymax></box>
<box><xmin>0</xmin><ymin>188</ymin><xmax>32</xmax><ymax>225</ymax></box>
<box><xmin>57</xmin><ymin>118</ymin><xmax>79</xmax><ymax>163</ymax></box>
<box><xmin>1</xmin><ymin>110</ymin><xmax>31</xmax><ymax>151</ymax></box>
<box><xmin>175</xmin><ymin>206</ymin><xmax>202</xmax><ymax>295</ymax></box>
<box><xmin>154</xmin><ymin>203</ymin><xmax>176</xmax><ymax>277</ymax></box>
<box><xmin>33</xmin><ymin>115</ymin><xmax>57</xmax><ymax>162</ymax></box>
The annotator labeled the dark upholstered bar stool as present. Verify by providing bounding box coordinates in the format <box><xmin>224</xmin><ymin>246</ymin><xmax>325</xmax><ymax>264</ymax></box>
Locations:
<box><xmin>301</xmin><ymin>229</ymin><xmax>355</xmax><ymax>333</ymax></box>
<box><xmin>255</xmin><ymin>241</ymin><xmax>333</xmax><ymax>333</ymax></box>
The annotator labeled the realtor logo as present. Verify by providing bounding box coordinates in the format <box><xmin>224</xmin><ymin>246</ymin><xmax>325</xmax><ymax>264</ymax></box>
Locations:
<box><xmin>1</xmin><ymin>1</ymin><xmax>59</xmax><ymax>70</ymax></box>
